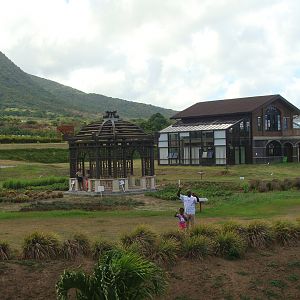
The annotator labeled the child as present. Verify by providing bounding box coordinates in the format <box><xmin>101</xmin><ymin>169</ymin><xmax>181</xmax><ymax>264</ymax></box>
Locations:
<box><xmin>174</xmin><ymin>208</ymin><xmax>188</xmax><ymax>230</ymax></box>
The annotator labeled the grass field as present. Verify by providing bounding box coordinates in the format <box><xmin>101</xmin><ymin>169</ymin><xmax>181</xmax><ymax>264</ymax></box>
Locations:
<box><xmin>0</xmin><ymin>151</ymin><xmax>300</xmax><ymax>248</ymax></box>
<box><xmin>0</xmin><ymin>142</ymin><xmax>68</xmax><ymax>149</ymax></box>
<box><xmin>0</xmin><ymin>151</ymin><xmax>300</xmax><ymax>300</ymax></box>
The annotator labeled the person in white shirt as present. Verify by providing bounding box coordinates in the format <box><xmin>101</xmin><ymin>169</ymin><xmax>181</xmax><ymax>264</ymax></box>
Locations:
<box><xmin>177</xmin><ymin>187</ymin><xmax>198</xmax><ymax>229</ymax></box>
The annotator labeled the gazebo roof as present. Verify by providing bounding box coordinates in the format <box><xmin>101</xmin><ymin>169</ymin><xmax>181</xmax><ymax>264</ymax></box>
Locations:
<box><xmin>70</xmin><ymin>111</ymin><xmax>152</xmax><ymax>143</ymax></box>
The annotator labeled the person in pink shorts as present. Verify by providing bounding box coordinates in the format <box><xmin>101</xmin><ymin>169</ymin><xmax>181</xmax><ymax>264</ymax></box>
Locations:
<box><xmin>174</xmin><ymin>207</ymin><xmax>188</xmax><ymax>230</ymax></box>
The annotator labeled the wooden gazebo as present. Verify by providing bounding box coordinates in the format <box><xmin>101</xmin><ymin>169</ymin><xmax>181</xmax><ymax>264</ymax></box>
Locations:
<box><xmin>67</xmin><ymin>111</ymin><xmax>155</xmax><ymax>193</ymax></box>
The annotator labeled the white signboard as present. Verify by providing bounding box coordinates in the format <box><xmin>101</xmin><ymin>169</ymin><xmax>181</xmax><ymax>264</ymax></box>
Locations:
<box><xmin>97</xmin><ymin>185</ymin><xmax>105</xmax><ymax>192</ymax></box>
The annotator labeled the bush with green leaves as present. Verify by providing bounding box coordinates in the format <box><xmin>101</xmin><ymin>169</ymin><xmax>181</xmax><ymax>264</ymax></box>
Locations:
<box><xmin>213</xmin><ymin>231</ymin><xmax>246</xmax><ymax>260</ymax></box>
<box><xmin>272</xmin><ymin>221</ymin><xmax>300</xmax><ymax>246</ymax></box>
<box><xmin>221</xmin><ymin>221</ymin><xmax>246</xmax><ymax>236</ymax></box>
<box><xmin>244</xmin><ymin>221</ymin><xmax>274</xmax><ymax>249</ymax></box>
<box><xmin>120</xmin><ymin>225</ymin><xmax>157</xmax><ymax>256</ymax></box>
<box><xmin>183</xmin><ymin>235</ymin><xmax>212</xmax><ymax>259</ymax></box>
<box><xmin>56</xmin><ymin>249</ymin><xmax>167</xmax><ymax>300</ymax></box>
<box><xmin>93</xmin><ymin>239</ymin><xmax>116</xmax><ymax>260</ymax></box>
<box><xmin>23</xmin><ymin>232</ymin><xmax>60</xmax><ymax>260</ymax></box>
<box><xmin>160</xmin><ymin>230</ymin><xmax>186</xmax><ymax>243</ymax></box>
<box><xmin>191</xmin><ymin>224</ymin><xmax>220</xmax><ymax>238</ymax></box>
<box><xmin>151</xmin><ymin>238</ymin><xmax>180</xmax><ymax>265</ymax></box>
<box><xmin>61</xmin><ymin>234</ymin><xmax>91</xmax><ymax>260</ymax></box>
<box><xmin>0</xmin><ymin>241</ymin><xmax>12</xmax><ymax>260</ymax></box>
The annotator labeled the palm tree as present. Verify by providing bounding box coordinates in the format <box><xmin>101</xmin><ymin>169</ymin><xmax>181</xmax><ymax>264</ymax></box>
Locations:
<box><xmin>56</xmin><ymin>249</ymin><xmax>167</xmax><ymax>300</ymax></box>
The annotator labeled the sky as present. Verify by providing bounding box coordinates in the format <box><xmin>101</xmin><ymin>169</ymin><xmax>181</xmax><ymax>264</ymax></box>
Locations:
<box><xmin>1</xmin><ymin>0</ymin><xmax>300</xmax><ymax>111</ymax></box>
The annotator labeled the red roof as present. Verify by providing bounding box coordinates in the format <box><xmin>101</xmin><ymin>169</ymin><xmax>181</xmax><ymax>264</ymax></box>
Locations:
<box><xmin>171</xmin><ymin>94</ymin><xmax>300</xmax><ymax>119</ymax></box>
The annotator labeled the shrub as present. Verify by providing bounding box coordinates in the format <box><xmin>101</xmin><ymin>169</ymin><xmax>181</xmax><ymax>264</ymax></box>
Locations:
<box><xmin>73</xmin><ymin>234</ymin><xmax>90</xmax><ymax>255</ymax></box>
<box><xmin>242</xmin><ymin>182</ymin><xmax>249</xmax><ymax>193</ymax></box>
<box><xmin>292</xmin><ymin>178</ymin><xmax>300</xmax><ymax>189</ymax></box>
<box><xmin>283</xmin><ymin>179</ymin><xmax>293</xmax><ymax>190</ymax></box>
<box><xmin>93</xmin><ymin>240</ymin><xmax>116</xmax><ymax>260</ymax></box>
<box><xmin>272</xmin><ymin>221</ymin><xmax>300</xmax><ymax>246</ymax></box>
<box><xmin>249</xmin><ymin>179</ymin><xmax>260</xmax><ymax>191</ymax></box>
<box><xmin>258</xmin><ymin>181</ymin><xmax>269</xmax><ymax>193</ymax></box>
<box><xmin>270</xmin><ymin>179</ymin><xmax>282</xmax><ymax>191</ymax></box>
<box><xmin>190</xmin><ymin>224</ymin><xmax>220</xmax><ymax>238</ymax></box>
<box><xmin>221</xmin><ymin>221</ymin><xmax>247</xmax><ymax>238</ymax></box>
<box><xmin>120</xmin><ymin>225</ymin><xmax>157</xmax><ymax>256</ymax></box>
<box><xmin>0</xmin><ymin>241</ymin><xmax>11</xmax><ymax>260</ymax></box>
<box><xmin>56</xmin><ymin>249</ymin><xmax>167</xmax><ymax>300</ymax></box>
<box><xmin>23</xmin><ymin>232</ymin><xmax>60</xmax><ymax>260</ymax></box>
<box><xmin>152</xmin><ymin>238</ymin><xmax>180</xmax><ymax>265</ymax></box>
<box><xmin>61</xmin><ymin>234</ymin><xmax>91</xmax><ymax>260</ymax></box>
<box><xmin>213</xmin><ymin>231</ymin><xmax>246</xmax><ymax>259</ymax></box>
<box><xmin>183</xmin><ymin>236</ymin><xmax>212</xmax><ymax>259</ymax></box>
<box><xmin>244</xmin><ymin>221</ymin><xmax>274</xmax><ymax>249</ymax></box>
<box><xmin>160</xmin><ymin>230</ymin><xmax>186</xmax><ymax>243</ymax></box>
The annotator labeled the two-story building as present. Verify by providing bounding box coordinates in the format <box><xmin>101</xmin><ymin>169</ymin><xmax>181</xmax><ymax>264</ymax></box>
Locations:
<box><xmin>158</xmin><ymin>95</ymin><xmax>300</xmax><ymax>165</ymax></box>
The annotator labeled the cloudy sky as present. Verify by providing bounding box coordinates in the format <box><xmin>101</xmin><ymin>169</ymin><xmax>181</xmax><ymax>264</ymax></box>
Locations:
<box><xmin>1</xmin><ymin>0</ymin><xmax>300</xmax><ymax>111</ymax></box>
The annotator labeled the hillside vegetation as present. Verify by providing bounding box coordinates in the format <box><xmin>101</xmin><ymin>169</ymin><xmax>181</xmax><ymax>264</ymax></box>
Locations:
<box><xmin>0</xmin><ymin>51</ymin><xmax>176</xmax><ymax>119</ymax></box>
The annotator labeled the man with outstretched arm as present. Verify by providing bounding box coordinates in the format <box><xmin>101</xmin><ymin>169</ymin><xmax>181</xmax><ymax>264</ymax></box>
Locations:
<box><xmin>177</xmin><ymin>187</ymin><xmax>198</xmax><ymax>229</ymax></box>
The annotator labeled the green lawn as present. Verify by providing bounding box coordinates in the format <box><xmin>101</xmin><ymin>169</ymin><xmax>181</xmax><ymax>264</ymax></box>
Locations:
<box><xmin>0</xmin><ymin>155</ymin><xmax>299</xmax><ymax>247</ymax></box>
<box><xmin>0</xmin><ymin>142</ymin><xmax>68</xmax><ymax>149</ymax></box>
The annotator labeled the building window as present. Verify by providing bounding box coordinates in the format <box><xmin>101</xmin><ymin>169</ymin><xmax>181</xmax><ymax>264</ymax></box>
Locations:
<box><xmin>169</xmin><ymin>133</ymin><xmax>179</xmax><ymax>147</ymax></box>
<box><xmin>264</xmin><ymin>106</ymin><xmax>281</xmax><ymax>131</ymax></box>
<box><xmin>201</xmin><ymin>131</ymin><xmax>214</xmax><ymax>146</ymax></box>
<box><xmin>257</xmin><ymin>117</ymin><xmax>262</xmax><ymax>131</ymax></box>
<box><xmin>266</xmin><ymin>141</ymin><xmax>282</xmax><ymax>156</ymax></box>
<box><xmin>246</xmin><ymin>121</ymin><xmax>250</xmax><ymax>132</ymax></box>
<box><xmin>283</xmin><ymin>117</ymin><xmax>289</xmax><ymax>130</ymax></box>
<box><xmin>240</xmin><ymin>121</ymin><xmax>244</xmax><ymax>131</ymax></box>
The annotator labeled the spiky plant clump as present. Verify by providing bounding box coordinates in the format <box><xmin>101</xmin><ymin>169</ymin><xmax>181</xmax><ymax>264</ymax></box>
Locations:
<box><xmin>61</xmin><ymin>240</ymin><xmax>82</xmax><ymax>260</ymax></box>
<box><xmin>245</xmin><ymin>221</ymin><xmax>274</xmax><ymax>249</ymax></box>
<box><xmin>160</xmin><ymin>230</ymin><xmax>186</xmax><ymax>243</ymax></box>
<box><xmin>283</xmin><ymin>178</ymin><xmax>293</xmax><ymax>190</ymax></box>
<box><xmin>61</xmin><ymin>234</ymin><xmax>90</xmax><ymax>260</ymax></box>
<box><xmin>221</xmin><ymin>221</ymin><xmax>246</xmax><ymax>236</ymax></box>
<box><xmin>183</xmin><ymin>236</ymin><xmax>213</xmax><ymax>259</ymax></box>
<box><xmin>92</xmin><ymin>240</ymin><xmax>116</xmax><ymax>260</ymax></box>
<box><xmin>292</xmin><ymin>177</ymin><xmax>300</xmax><ymax>189</ymax></box>
<box><xmin>73</xmin><ymin>234</ymin><xmax>91</xmax><ymax>256</ymax></box>
<box><xmin>249</xmin><ymin>179</ymin><xmax>260</xmax><ymax>191</ymax></box>
<box><xmin>0</xmin><ymin>241</ymin><xmax>11</xmax><ymax>260</ymax></box>
<box><xmin>271</xmin><ymin>179</ymin><xmax>282</xmax><ymax>191</ymax></box>
<box><xmin>258</xmin><ymin>181</ymin><xmax>269</xmax><ymax>193</ymax></box>
<box><xmin>120</xmin><ymin>225</ymin><xmax>157</xmax><ymax>256</ymax></box>
<box><xmin>151</xmin><ymin>238</ymin><xmax>180</xmax><ymax>265</ymax></box>
<box><xmin>56</xmin><ymin>249</ymin><xmax>167</xmax><ymax>300</ymax></box>
<box><xmin>23</xmin><ymin>232</ymin><xmax>60</xmax><ymax>260</ymax></box>
<box><xmin>213</xmin><ymin>231</ymin><xmax>246</xmax><ymax>260</ymax></box>
<box><xmin>190</xmin><ymin>224</ymin><xmax>220</xmax><ymax>238</ymax></box>
<box><xmin>272</xmin><ymin>221</ymin><xmax>300</xmax><ymax>246</ymax></box>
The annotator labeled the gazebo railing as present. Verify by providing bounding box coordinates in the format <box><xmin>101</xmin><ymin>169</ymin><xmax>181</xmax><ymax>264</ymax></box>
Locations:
<box><xmin>69</xmin><ymin>176</ymin><xmax>155</xmax><ymax>193</ymax></box>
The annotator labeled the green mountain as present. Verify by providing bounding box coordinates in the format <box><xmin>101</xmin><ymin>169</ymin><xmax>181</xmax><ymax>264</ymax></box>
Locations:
<box><xmin>0</xmin><ymin>51</ymin><xmax>176</xmax><ymax>119</ymax></box>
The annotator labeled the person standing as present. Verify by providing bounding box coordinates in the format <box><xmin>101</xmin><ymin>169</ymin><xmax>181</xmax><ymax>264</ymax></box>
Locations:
<box><xmin>177</xmin><ymin>187</ymin><xmax>198</xmax><ymax>229</ymax></box>
<box><xmin>174</xmin><ymin>207</ymin><xmax>188</xmax><ymax>231</ymax></box>
<box><xmin>76</xmin><ymin>169</ymin><xmax>83</xmax><ymax>191</ymax></box>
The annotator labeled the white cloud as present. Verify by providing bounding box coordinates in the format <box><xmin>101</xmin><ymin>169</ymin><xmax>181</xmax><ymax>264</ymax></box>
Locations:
<box><xmin>0</xmin><ymin>0</ymin><xmax>300</xmax><ymax>111</ymax></box>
